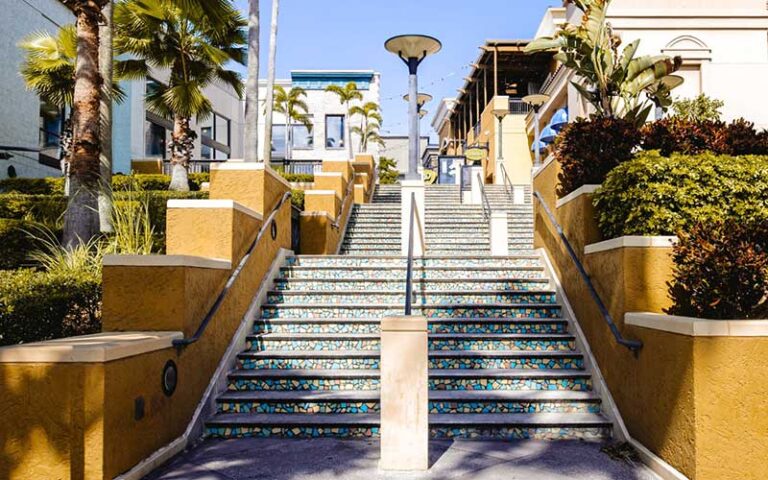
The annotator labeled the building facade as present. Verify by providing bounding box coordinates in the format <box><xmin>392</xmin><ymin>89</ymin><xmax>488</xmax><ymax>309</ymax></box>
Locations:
<box><xmin>0</xmin><ymin>0</ymin><xmax>73</xmax><ymax>179</ymax></box>
<box><xmin>257</xmin><ymin>70</ymin><xmax>382</xmax><ymax>172</ymax></box>
<box><xmin>379</xmin><ymin>135</ymin><xmax>430</xmax><ymax>174</ymax></box>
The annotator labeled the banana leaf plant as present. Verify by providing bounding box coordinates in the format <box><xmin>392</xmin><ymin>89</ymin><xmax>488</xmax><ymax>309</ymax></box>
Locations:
<box><xmin>525</xmin><ymin>0</ymin><xmax>683</xmax><ymax>126</ymax></box>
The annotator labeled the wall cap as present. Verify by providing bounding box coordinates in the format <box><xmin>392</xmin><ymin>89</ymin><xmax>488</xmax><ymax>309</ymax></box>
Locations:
<box><xmin>300</xmin><ymin>211</ymin><xmax>334</xmax><ymax>221</ymax></box>
<box><xmin>382</xmin><ymin>316</ymin><xmax>428</xmax><ymax>332</ymax></box>
<box><xmin>585</xmin><ymin>236</ymin><xmax>677</xmax><ymax>255</ymax></box>
<box><xmin>167</xmin><ymin>199</ymin><xmax>263</xmax><ymax>220</ymax></box>
<box><xmin>314</xmin><ymin>172</ymin><xmax>344</xmax><ymax>178</ymax></box>
<box><xmin>556</xmin><ymin>184</ymin><xmax>601</xmax><ymax>208</ymax></box>
<box><xmin>626</xmin><ymin>312</ymin><xmax>768</xmax><ymax>337</ymax></box>
<box><xmin>103</xmin><ymin>254</ymin><xmax>232</xmax><ymax>270</ymax></box>
<box><xmin>305</xmin><ymin>189</ymin><xmax>336</xmax><ymax>195</ymax></box>
<box><xmin>532</xmin><ymin>154</ymin><xmax>556</xmax><ymax>179</ymax></box>
<box><xmin>0</xmin><ymin>331</ymin><xmax>182</xmax><ymax>363</ymax></box>
<box><xmin>210</xmin><ymin>162</ymin><xmax>292</xmax><ymax>190</ymax></box>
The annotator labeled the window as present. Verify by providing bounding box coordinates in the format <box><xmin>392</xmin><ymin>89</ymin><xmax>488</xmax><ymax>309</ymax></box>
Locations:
<box><xmin>292</xmin><ymin>124</ymin><xmax>313</xmax><ymax>149</ymax></box>
<box><xmin>39</xmin><ymin>102</ymin><xmax>64</xmax><ymax>148</ymax></box>
<box><xmin>201</xmin><ymin>113</ymin><xmax>231</xmax><ymax>159</ymax></box>
<box><xmin>145</xmin><ymin>121</ymin><xmax>166</xmax><ymax>158</ymax></box>
<box><xmin>325</xmin><ymin>115</ymin><xmax>345</xmax><ymax>149</ymax></box>
<box><xmin>271</xmin><ymin>125</ymin><xmax>287</xmax><ymax>159</ymax></box>
<box><xmin>201</xmin><ymin>144</ymin><xmax>229</xmax><ymax>160</ymax></box>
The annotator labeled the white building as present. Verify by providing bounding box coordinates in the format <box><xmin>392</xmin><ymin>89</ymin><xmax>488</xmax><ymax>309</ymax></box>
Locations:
<box><xmin>379</xmin><ymin>135</ymin><xmax>430</xmax><ymax>174</ymax></box>
<box><xmin>257</xmin><ymin>70</ymin><xmax>382</xmax><ymax>172</ymax></box>
<box><xmin>532</xmin><ymin>0</ymin><xmax>768</xmax><ymax>133</ymax></box>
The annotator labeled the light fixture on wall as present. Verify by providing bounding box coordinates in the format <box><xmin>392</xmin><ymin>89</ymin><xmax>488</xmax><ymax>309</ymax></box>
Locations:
<box><xmin>522</xmin><ymin>93</ymin><xmax>551</xmax><ymax>168</ymax></box>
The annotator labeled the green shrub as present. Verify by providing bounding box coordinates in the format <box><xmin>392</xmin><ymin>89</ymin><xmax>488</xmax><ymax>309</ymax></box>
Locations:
<box><xmin>378</xmin><ymin>156</ymin><xmax>399</xmax><ymax>185</ymax></box>
<box><xmin>667</xmin><ymin>220</ymin><xmax>768</xmax><ymax>320</ymax></box>
<box><xmin>0</xmin><ymin>177</ymin><xmax>65</xmax><ymax>195</ymax></box>
<box><xmin>554</xmin><ymin>116</ymin><xmax>642</xmax><ymax>197</ymax></box>
<box><xmin>593</xmin><ymin>151</ymin><xmax>768</xmax><ymax>238</ymax></box>
<box><xmin>285</xmin><ymin>173</ymin><xmax>315</xmax><ymax>183</ymax></box>
<box><xmin>0</xmin><ymin>269</ymin><xmax>101</xmax><ymax>346</ymax></box>
<box><xmin>188</xmin><ymin>172</ymin><xmax>210</xmax><ymax>189</ymax></box>
<box><xmin>112</xmin><ymin>173</ymin><xmax>207</xmax><ymax>191</ymax></box>
<box><xmin>671</xmin><ymin>94</ymin><xmax>724</xmax><ymax>123</ymax></box>
<box><xmin>0</xmin><ymin>194</ymin><xmax>67</xmax><ymax>223</ymax></box>
<box><xmin>0</xmin><ymin>219</ymin><xmax>41</xmax><ymax>270</ymax></box>
<box><xmin>291</xmin><ymin>189</ymin><xmax>305</xmax><ymax>211</ymax></box>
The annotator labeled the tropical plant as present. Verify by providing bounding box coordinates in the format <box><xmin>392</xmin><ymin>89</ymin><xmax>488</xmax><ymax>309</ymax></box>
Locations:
<box><xmin>262</xmin><ymin>0</ymin><xmax>280</xmax><ymax>162</ymax></box>
<box><xmin>672</xmin><ymin>94</ymin><xmax>724</xmax><ymax>122</ymax></box>
<box><xmin>114</xmin><ymin>0</ymin><xmax>247</xmax><ymax>191</ymax></box>
<box><xmin>350</xmin><ymin>102</ymin><xmax>384</xmax><ymax>152</ymax></box>
<box><xmin>272</xmin><ymin>85</ymin><xmax>312</xmax><ymax>161</ymax></box>
<box><xmin>109</xmin><ymin>179</ymin><xmax>155</xmax><ymax>255</ymax></box>
<box><xmin>326</xmin><ymin>82</ymin><xmax>363</xmax><ymax>159</ymax></box>
<box><xmin>525</xmin><ymin>0</ymin><xmax>683</xmax><ymax>125</ymax></box>
<box><xmin>667</xmin><ymin>220</ymin><xmax>768</xmax><ymax>320</ymax></box>
<box><xmin>378</xmin><ymin>156</ymin><xmax>399</xmax><ymax>185</ymax></box>
<box><xmin>554</xmin><ymin>115</ymin><xmax>641</xmax><ymax>196</ymax></box>
<box><xmin>243</xmin><ymin>0</ymin><xmax>260</xmax><ymax>162</ymax></box>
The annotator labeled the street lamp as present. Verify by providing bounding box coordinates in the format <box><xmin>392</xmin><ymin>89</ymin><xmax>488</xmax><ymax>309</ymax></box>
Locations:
<box><xmin>491</xmin><ymin>96</ymin><xmax>510</xmax><ymax>184</ymax></box>
<box><xmin>386</xmin><ymin>35</ymin><xmax>442</xmax><ymax>180</ymax></box>
<box><xmin>522</xmin><ymin>93</ymin><xmax>551</xmax><ymax>168</ymax></box>
<box><xmin>403</xmin><ymin>93</ymin><xmax>433</xmax><ymax>113</ymax></box>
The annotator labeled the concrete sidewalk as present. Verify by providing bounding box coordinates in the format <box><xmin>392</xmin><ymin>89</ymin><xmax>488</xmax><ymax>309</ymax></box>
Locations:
<box><xmin>145</xmin><ymin>438</ymin><xmax>660</xmax><ymax>480</ymax></box>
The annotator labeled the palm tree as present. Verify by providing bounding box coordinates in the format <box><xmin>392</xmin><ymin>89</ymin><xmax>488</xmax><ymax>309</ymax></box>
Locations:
<box><xmin>325</xmin><ymin>82</ymin><xmax>362</xmax><ymax>159</ymax></box>
<box><xmin>243</xmin><ymin>0</ymin><xmax>259</xmax><ymax>162</ymax></box>
<box><xmin>262</xmin><ymin>0</ymin><xmax>280</xmax><ymax>162</ymax></box>
<box><xmin>272</xmin><ymin>85</ymin><xmax>311</xmax><ymax>161</ymax></box>
<box><xmin>58</xmin><ymin>0</ymin><xmax>110</xmax><ymax>246</ymax></box>
<box><xmin>114</xmin><ymin>0</ymin><xmax>246</xmax><ymax>191</ymax></box>
<box><xmin>99</xmin><ymin>0</ymin><xmax>114</xmax><ymax>233</ymax></box>
<box><xmin>349</xmin><ymin>101</ymin><xmax>383</xmax><ymax>152</ymax></box>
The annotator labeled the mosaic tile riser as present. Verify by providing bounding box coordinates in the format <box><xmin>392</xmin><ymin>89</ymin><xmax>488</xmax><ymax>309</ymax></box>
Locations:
<box><xmin>265</xmin><ymin>293</ymin><xmax>558</xmax><ymax>305</ymax></box>
<box><xmin>430</xmin><ymin>426</ymin><xmax>609</xmax><ymax>441</ymax></box>
<box><xmin>237</xmin><ymin>357</ymin><xmax>584</xmax><ymax>370</ymax></box>
<box><xmin>206</xmin><ymin>426</ymin><xmax>379</xmax><ymax>438</ymax></box>
<box><xmin>251</xmin><ymin>322</ymin><xmax>568</xmax><ymax>335</ymax></box>
<box><xmin>216</xmin><ymin>401</ymin><xmax>600</xmax><ymax>415</ymax></box>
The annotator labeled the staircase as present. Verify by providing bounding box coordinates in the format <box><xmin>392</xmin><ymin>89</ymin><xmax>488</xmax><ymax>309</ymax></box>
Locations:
<box><xmin>372</xmin><ymin>184</ymin><xmax>402</xmax><ymax>204</ymax></box>
<box><xmin>205</xmin><ymin>182</ymin><xmax>612</xmax><ymax>441</ymax></box>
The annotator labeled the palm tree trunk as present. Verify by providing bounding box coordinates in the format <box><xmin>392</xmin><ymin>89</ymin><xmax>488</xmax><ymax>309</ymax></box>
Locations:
<box><xmin>63</xmin><ymin>2</ymin><xmax>104</xmax><ymax>247</ymax></box>
<box><xmin>345</xmin><ymin>103</ymin><xmax>352</xmax><ymax>160</ymax></box>
<box><xmin>98</xmin><ymin>0</ymin><xmax>114</xmax><ymax>233</ymax></box>
<box><xmin>262</xmin><ymin>0</ymin><xmax>280</xmax><ymax>163</ymax></box>
<box><xmin>285</xmin><ymin>117</ymin><xmax>291</xmax><ymax>161</ymax></box>
<box><xmin>168</xmin><ymin>115</ymin><xmax>192</xmax><ymax>192</ymax></box>
<box><xmin>243</xmin><ymin>0</ymin><xmax>260</xmax><ymax>162</ymax></box>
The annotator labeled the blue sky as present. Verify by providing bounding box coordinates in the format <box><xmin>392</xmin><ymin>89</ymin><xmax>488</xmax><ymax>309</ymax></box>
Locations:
<box><xmin>233</xmin><ymin>0</ymin><xmax>561</xmax><ymax>138</ymax></box>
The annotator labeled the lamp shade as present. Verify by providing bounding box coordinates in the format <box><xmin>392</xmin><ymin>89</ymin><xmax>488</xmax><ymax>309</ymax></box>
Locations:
<box><xmin>540</xmin><ymin>125</ymin><xmax>558</xmax><ymax>144</ymax></box>
<box><xmin>531</xmin><ymin>140</ymin><xmax>549</xmax><ymax>152</ymax></box>
<box><xmin>403</xmin><ymin>93</ymin><xmax>433</xmax><ymax>107</ymax></box>
<box><xmin>550</xmin><ymin>108</ymin><xmax>569</xmax><ymax>131</ymax></box>
<box><xmin>385</xmin><ymin>35</ymin><xmax>442</xmax><ymax>59</ymax></box>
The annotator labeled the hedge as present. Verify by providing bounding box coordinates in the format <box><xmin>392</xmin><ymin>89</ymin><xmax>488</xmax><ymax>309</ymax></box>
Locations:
<box><xmin>0</xmin><ymin>173</ymin><xmax>210</xmax><ymax>195</ymax></box>
<box><xmin>0</xmin><ymin>194</ymin><xmax>67</xmax><ymax>224</ymax></box>
<box><xmin>0</xmin><ymin>269</ymin><xmax>101</xmax><ymax>346</ymax></box>
<box><xmin>291</xmin><ymin>189</ymin><xmax>305</xmax><ymax>211</ymax></box>
<box><xmin>593</xmin><ymin>151</ymin><xmax>768</xmax><ymax>238</ymax></box>
<box><xmin>0</xmin><ymin>219</ymin><xmax>43</xmax><ymax>270</ymax></box>
<box><xmin>667</xmin><ymin>220</ymin><xmax>768</xmax><ymax>320</ymax></box>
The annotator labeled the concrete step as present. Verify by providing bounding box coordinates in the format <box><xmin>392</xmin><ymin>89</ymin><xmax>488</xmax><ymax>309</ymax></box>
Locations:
<box><xmin>261</xmin><ymin>304</ymin><xmax>562</xmax><ymax>320</ymax></box>
<box><xmin>274</xmin><ymin>278</ymin><xmax>551</xmax><ymax>292</ymax></box>
<box><xmin>280</xmin><ymin>267</ymin><xmax>547</xmax><ymax>281</ymax></box>
<box><xmin>235</xmin><ymin>349</ymin><xmax>583</xmax><ymax>371</ymax></box>
<box><xmin>287</xmin><ymin>255</ymin><xmax>542</xmax><ymax>268</ymax></box>
<box><xmin>266</xmin><ymin>290</ymin><xmax>557</xmax><ymax>306</ymax></box>
<box><xmin>252</xmin><ymin>318</ymin><xmax>567</xmax><ymax>335</ymax></box>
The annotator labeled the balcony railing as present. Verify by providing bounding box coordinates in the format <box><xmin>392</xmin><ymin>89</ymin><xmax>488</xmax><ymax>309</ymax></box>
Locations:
<box><xmin>509</xmin><ymin>99</ymin><xmax>532</xmax><ymax>115</ymax></box>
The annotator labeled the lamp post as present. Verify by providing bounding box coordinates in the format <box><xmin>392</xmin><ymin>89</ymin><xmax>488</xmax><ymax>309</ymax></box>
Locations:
<box><xmin>386</xmin><ymin>35</ymin><xmax>442</xmax><ymax>180</ymax></box>
<box><xmin>491</xmin><ymin>96</ymin><xmax>510</xmax><ymax>184</ymax></box>
<box><xmin>522</xmin><ymin>93</ymin><xmax>551</xmax><ymax>168</ymax></box>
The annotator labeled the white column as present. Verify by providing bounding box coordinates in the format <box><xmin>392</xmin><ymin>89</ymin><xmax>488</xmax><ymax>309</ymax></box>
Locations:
<box><xmin>401</xmin><ymin>180</ymin><xmax>425</xmax><ymax>257</ymax></box>
<box><xmin>490</xmin><ymin>211</ymin><xmax>509</xmax><ymax>256</ymax></box>
<box><xmin>380</xmin><ymin>316</ymin><xmax>429</xmax><ymax>471</ymax></box>
<box><xmin>513</xmin><ymin>185</ymin><xmax>525</xmax><ymax>205</ymax></box>
<box><xmin>469</xmin><ymin>165</ymin><xmax>483</xmax><ymax>205</ymax></box>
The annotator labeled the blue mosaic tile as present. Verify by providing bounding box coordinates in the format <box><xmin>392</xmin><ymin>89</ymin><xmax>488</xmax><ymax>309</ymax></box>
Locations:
<box><xmin>206</xmin><ymin>426</ymin><xmax>380</xmax><ymax>439</ymax></box>
<box><xmin>228</xmin><ymin>377</ymin><xmax>380</xmax><ymax>391</ymax></box>
<box><xmin>428</xmin><ymin>377</ymin><xmax>592</xmax><ymax>391</ymax></box>
<box><xmin>429</xmin><ymin>426</ymin><xmax>609</xmax><ymax>441</ymax></box>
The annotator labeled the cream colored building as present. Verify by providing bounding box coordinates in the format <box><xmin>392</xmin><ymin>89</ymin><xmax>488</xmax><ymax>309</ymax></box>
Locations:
<box><xmin>436</xmin><ymin>0</ymin><xmax>768</xmax><ymax>186</ymax></box>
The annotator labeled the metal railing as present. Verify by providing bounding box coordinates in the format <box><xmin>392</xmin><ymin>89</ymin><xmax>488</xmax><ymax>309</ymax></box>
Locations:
<box><xmin>270</xmin><ymin>159</ymin><xmax>323</xmax><ymax>176</ymax></box>
<box><xmin>404</xmin><ymin>192</ymin><xmax>423</xmax><ymax>316</ymax></box>
<box><xmin>162</xmin><ymin>159</ymin><xmax>225</xmax><ymax>175</ymax></box>
<box><xmin>509</xmin><ymin>99</ymin><xmax>532</xmax><ymax>115</ymax></box>
<box><xmin>499</xmin><ymin>162</ymin><xmax>514</xmax><ymax>198</ymax></box>
<box><xmin>532</xmin><ymin>190</ymin><xmax>643</xmax><ymax>352</ymax></box>
<box><xmin>477</xmin><ymin>172</ymin><xmax>491</xmax><ymax>222</ymax></box>
<box><xmin>173</xmin><ymin>190</ymin><xmax>293</xmax><ymax>348</ymax></box>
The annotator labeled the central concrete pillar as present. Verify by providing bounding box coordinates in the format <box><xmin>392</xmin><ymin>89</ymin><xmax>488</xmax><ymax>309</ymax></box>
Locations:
<box><xmin>490</xmin><ymin>211</ymin><xmax>509</xmax><ymax>257</ymax></box>
<box><xmin>401</xmin><ymin>180</ymin><xmax>425</xmax><ymax>257</ymax></box>
<box><xmin>380</xmin><ymin>315</ymin><xmax>429</xmax><ymax>471</ymax></box>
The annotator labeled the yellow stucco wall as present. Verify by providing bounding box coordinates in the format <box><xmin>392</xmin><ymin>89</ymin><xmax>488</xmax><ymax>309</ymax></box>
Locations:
<box><xmin>533</xmin><ymin>162</ymin><xmax>768</xmax><ymax>479</ymax></box>
<box><xmin>209</xmin><ymin>166</ymin><xmax>289</xmax><ymax>217</ymax></box>
<box><xmin>0</xmin><ymin>166</ymin><xmax>294</xmax><ymax>480</ymax></box>
<box><xmin>167</xmin><ymin>207</ymin><xmax>262</xmax><ymax>262</ymax></box>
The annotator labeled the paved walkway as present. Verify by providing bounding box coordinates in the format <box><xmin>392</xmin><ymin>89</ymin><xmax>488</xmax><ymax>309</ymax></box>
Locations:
<box><xmin>146</xmin><ymin>438</ymin><xmax>660</xmax><ymax>480</ymax></box>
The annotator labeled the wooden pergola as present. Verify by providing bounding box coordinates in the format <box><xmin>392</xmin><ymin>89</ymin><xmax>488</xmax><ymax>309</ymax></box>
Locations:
<box><xmin>448</xmin><ymin>40</ymin><xmax>553</xmax><ymax>148</ymax></box>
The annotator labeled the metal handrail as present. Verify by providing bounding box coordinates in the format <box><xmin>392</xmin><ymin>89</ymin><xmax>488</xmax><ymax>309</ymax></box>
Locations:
<box><xmin>331</xmin><ymin>173</ymin><xmax>356</xmax><ymax>230</ymax></box>
<box><xmin>476</xmin><ymin>172</ymin><xmax>491</xmax><ymax>221</ymax></box>
<box><xmin>404</xmin><ymin>191</ymin><xmax>423</xmax><ymax>315</ymax></box>
<box><xmin>499</xmin><ymin>162</ymin><xmax>514</xmax><ymax>198</ymax></box>
<box><xmin>173</xmin><ymin>190</ymin><xmax>293</xmax><ymax>348</ymax></box>
<box><xmin>533</xmin><ymin>190</ymin><xmax>643</xmax><ymax>352</ymax></box>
